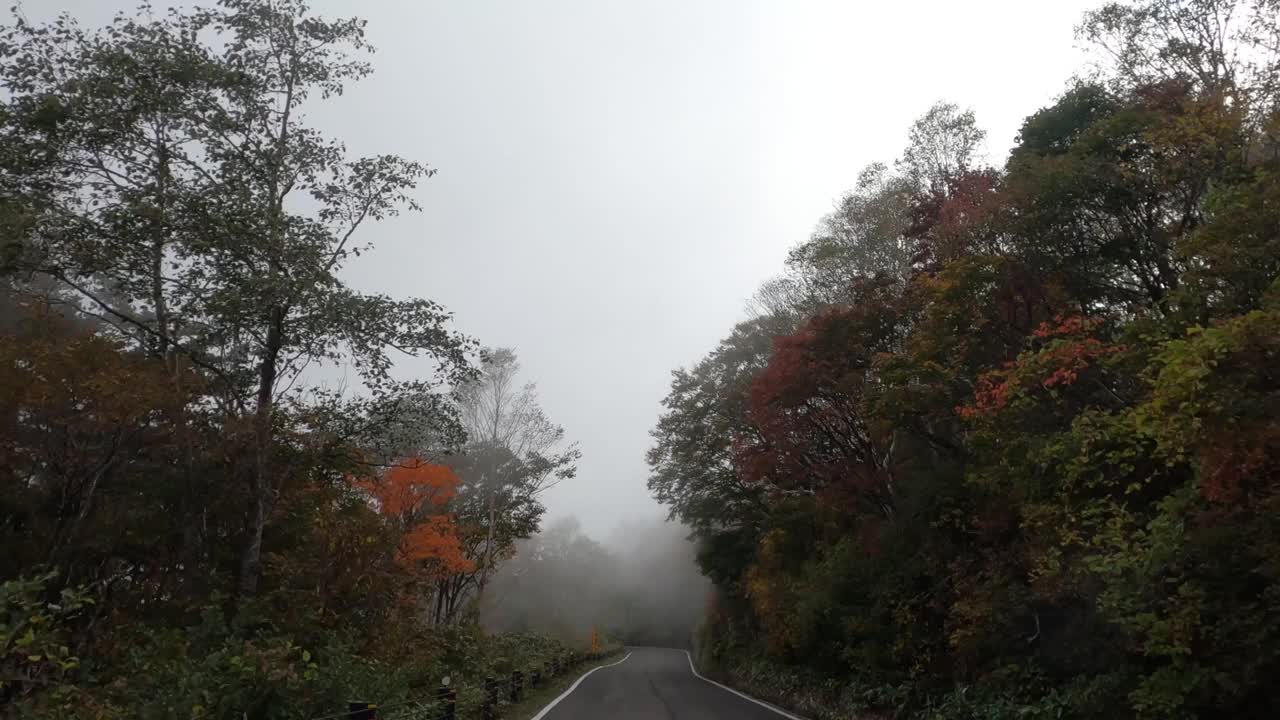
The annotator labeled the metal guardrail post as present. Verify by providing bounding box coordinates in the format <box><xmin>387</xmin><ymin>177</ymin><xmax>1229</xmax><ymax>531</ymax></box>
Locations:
<box><xmin>481</xmin><ymin>676</ymin><xmax>498</xmax><ymax>720</ymax></box>
<box><xmin>436</xmin><ymin>684</ymin><xmax>456</xmax><ymax>720</ymax></box>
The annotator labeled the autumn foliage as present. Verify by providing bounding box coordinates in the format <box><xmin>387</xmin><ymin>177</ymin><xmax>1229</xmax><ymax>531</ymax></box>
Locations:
<box><xmin>957</xmin><ymin>314</ymin><xmax>1125</xmax><ymax>419</ymax></box>
<box><xmin>354</xmin><ymin>459</ymin><xmax>473</xmax><ymax>577</ymax></box>
<box><xmin>357</xmin><ymin>458</ymin><xmax>460</xmax><ymax>519</ymax></box>
<box><xmin>649</xmin><ymin>4</ymin><xmax>1280</xmax><ymax>717</ymax></box>
<box><xmin>397</xmin><ymin>517</ymin><xmax>471</xmax><ymax>571</ymax></box>
<box><xmin>738</xmin><ymin>290</ymin><xmax>901</xmax><ymax>516</ymax></box>
<box><xmin>0</xmin><ymin>3</ymin><xmax>571</xmax><ymax>717</ymax></box>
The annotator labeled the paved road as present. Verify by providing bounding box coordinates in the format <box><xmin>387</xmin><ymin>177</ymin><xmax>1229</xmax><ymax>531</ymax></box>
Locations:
<box><xmin>536</xmin><ymin>647</ymin><xmax>796</xmax><ymax>720</ymax></box>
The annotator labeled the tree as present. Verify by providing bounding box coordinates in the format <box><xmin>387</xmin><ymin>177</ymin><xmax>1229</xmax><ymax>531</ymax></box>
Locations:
<box><xmin>786</xmin><ymin>164</ymin><xmax>916</xmax><ymax>304</ymax></box>
<box><xmin>482</xmin><ymin>518</ymin><xmax>616</xmax><ymax>643</ymax></box>
<box><xmin>897</xmin><ymin>101</ymin><xmax>987</xmax><ymax>194</ymax></box>
<box><xmin>483</xmin><ymin>517</ymin><xmax>710</xmax><ymax>648</ymax></box>
<box><xmin>647</xmin><ymin>317</ymin><xmax>781</xmax><ymax>535</ymax></box>
<box><xmin>1003</xmin><ymin>81</ymin><xmax>1244</xmax><ymax>315</ymax></box>
<box><xmin>738</xmin><ymin>278</ymin><xmax>906</xmax><ymax>519</ymax></box>
<box><xmin>1079</xmin><ymin>0</ymin><xmax>1280</xmax><ymax>111</ymax></box>
<box><xmin>0</xmin><ymin>297</ymin><xmax>199</xmax><ymax>582</ymax></box>
<box><xmin>354</xmin><ymin>457</ymin><xmax>472</xmax><ymax>624</ymax></box>
<box><xmin>649</xmin><ymin>2</ymin><xmax>1280</xmax><ymax>715</ymax></box>
<box><xmin>0</xmin><ymin>1</ymin><xmax>475</xmax><ymax>596</ymax></box>
<box><xmin>783</xmin><ymin>104</ymin><xmax>988</xmax><ymax>309</ymax></box>
<box><xmin>432</xmin><ymin>348</ymin><xmax>579</xmax><ymax>622</ymax></box>
<box><xmin>1177</xmin><ymin>138</ymin><xmax>1280</xmax><ymax>317</ymax></box>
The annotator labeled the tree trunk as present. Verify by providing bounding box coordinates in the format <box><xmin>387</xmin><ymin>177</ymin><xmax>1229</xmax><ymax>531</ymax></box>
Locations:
<box><xmin>433</xmin><ymin>580</ymin><xmax>446</xmax><ymax>626</ymax></box>
<box><xmin>478</xmin><ymin>492</ymin><xmax>497</xmax><ymax>596</ymax></box>
<box><xmin>238</xmin><ymin>42</ymin><xmax>297</xmax><ymax>599</ymax></box>
<box><xmin>238</xmin><ymin>30</ymin><xmax>299</xmax><ymax>599</ymax></box>
<box><xmin>239</xmin><ymin>304</ymin><xmax>284</xmax><ymax>597</ymax></box>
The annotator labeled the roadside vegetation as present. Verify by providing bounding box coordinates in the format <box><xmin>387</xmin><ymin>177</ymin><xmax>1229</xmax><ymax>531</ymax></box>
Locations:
<box><xmin>6</xmin><ymin>0</ymin><xmax>1279</xmax><ymax>718</ymax></box>
<box><xmin>650</xmin><ymin>1</ymin><xmax>1280</xmax><ymax>718</ymax></box>
<box><xmin>0</xmin><ymin>3</ymin><xmax>617</xmax><ymax>718</ymax></box>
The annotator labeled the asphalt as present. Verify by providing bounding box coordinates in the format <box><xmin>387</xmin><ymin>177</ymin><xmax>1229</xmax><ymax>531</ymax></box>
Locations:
<box><xmin>536</xmin><ymin>647</ymin><xmax>796</xmax><ymax>720</ymax></box>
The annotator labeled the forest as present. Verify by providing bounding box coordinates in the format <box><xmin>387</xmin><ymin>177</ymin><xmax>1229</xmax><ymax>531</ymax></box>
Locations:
<box><xmin>4</xmin><ymin>0</ymin><xmax>1280</xmax><ymax>718</ymax></box>
<box><xmin>648</xmin><ymin>0</ymin><xmax>1280</xmax><ymax>718</ymax></box>
<box><xmin>0</xmin><ymin>2</ymin><xmax>705</xmax><ymax>718</ymax></box>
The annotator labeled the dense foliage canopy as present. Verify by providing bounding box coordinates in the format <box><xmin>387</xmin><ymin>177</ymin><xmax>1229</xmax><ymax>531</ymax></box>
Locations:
<box><xmin>649</xmin><ymin>1</ymin><xmax>1280</xmax><ymax>717</ymax></box>
<box><xmin>0</xmin><ymin>3</ymin><xmax>581</xmax><ymax>717</ymax></box>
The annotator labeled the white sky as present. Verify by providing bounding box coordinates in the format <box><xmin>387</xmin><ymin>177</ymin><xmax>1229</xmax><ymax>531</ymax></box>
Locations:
<box><xmin>34</xmin><ymin>0</ymin><xmax>1098</xmax><ymax>537</ymax></box>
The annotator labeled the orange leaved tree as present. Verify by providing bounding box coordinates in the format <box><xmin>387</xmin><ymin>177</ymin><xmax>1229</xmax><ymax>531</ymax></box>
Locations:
<box><xmin>354</xmin><ymin>458</ymin><xmax>473</xmax><ymax>623</ymax></box>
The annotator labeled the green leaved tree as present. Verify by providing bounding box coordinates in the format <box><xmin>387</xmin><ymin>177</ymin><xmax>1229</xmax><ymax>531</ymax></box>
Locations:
<box><xmin>0</xmin><ymin>0</ymin><xmax>474</xmax><ymax>597</ymax></box>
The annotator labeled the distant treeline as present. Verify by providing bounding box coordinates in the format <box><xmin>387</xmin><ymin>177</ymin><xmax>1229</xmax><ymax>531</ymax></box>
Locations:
<box><xmin>482</xmin><ymin>517</ymin><xmax>709</xmax><ymax>650</ymax></box>
<box><xmin>648</xmin><ymin>1</ymin><xmax>1280</xmax><ymax>718</ymax></box>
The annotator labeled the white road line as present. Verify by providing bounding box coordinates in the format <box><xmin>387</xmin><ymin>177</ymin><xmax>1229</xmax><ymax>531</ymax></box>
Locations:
<box><xmin>683</xmin><ymin>650</ymin><xmax>809</xmax><ymax>720</ymax></box>
<box><xmin>529</xmin><ymin>651</ymin><xmax>633</xmax><ymax>720</ymax></box>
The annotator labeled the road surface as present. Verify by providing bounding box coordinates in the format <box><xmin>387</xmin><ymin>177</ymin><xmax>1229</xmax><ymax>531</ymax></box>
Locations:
<box><xmin>535</xmin><ymin>647</ymin><xmax>799</xmax><ymax>720</ymax></box>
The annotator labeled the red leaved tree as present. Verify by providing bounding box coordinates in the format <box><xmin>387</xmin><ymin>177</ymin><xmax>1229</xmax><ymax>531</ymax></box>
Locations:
<box><xmin>737</xmin><ymin>279</ymin><xmax>905</xmax><ymax>518</ymax></box>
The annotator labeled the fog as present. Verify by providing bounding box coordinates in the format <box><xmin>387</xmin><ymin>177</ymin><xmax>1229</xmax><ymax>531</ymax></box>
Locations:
<box><xmin>10</xmin><ymin>0</ymin><xmax>1277</xmax><ymax>715</ymax></box>
<box><xmin>18</xmin><ymin>0</ymin><xmax>1097</xmax><ymax>647</ymax></box>
<box><xmin>483</xmin><ymin>517</ymin><xmax>710</xmax><ymax>648</ymax></box>
<box><xmin>26</xmin><ymin>0</ymin><xmax>1098</xmax><ymax>541</ymax></box>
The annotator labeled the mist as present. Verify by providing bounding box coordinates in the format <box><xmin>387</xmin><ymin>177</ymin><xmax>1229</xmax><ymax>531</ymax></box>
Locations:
<box><xmin>482</xmin><ymin>516</ymin><xmax>710</xmax><ymax>648</ymax></box>
<box><xmin>10</xmin><ymin>0</ymin><xmax>1278</xmax><ymax>718</ymax></box>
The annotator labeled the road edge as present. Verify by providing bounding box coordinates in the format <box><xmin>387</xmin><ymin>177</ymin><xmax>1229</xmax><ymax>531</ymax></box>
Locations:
<box><xmin>528</xmin><ymin>651</ymin><xmax>632</xmax><ymax>720</ymax></box>
<box><xmin>683</xmin><ymin>649</ymin><xmax>810</xmax><ymax>720</ymax></box>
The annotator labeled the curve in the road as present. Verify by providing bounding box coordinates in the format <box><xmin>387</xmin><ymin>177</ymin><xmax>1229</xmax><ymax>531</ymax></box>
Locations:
<box><xmin>532</xmin><ymin>646</ymin><xmax>806</xmax><ymax>720</ymax></box>
<box><xmin>531</xmin><ymin>651</ymin><xmax>634</xmax><ymax>720</ymax></box>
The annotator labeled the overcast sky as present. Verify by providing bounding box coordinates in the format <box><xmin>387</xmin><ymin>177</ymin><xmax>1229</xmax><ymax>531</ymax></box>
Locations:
<box><xmin>36</xmin><ymin>0</ymin><xmax>1099</xmax><ymax>538</ymax></box>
